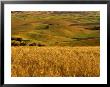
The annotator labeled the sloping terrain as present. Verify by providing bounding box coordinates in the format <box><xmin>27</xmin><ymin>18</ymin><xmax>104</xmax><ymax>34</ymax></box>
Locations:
<box><xmin>11</xmin><ymin>11</ymin><xmax>100</xmax><ymax>46</ymax></box>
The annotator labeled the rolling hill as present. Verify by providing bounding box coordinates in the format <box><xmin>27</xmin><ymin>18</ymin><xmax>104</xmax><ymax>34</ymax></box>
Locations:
<box><xmin>11</xmin><ymin>11</ymin><xmax>100</xmax><ymax>46</ymax></box>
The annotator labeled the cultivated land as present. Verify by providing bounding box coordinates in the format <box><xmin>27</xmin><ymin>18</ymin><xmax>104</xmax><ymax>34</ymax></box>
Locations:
<box><xmin>12</xmin><ymin>46</ymin><xmax>100</xmax><ymax>77</ymax></box>
<box><xmin>11</xmin><ymin>11</ymin><xmax>100</xmax><ymax>46</ymax></box>
<box><xmin>11</xmin><ymin>11</ymin><xmax>100</xmax><ymax>77</ymax></box>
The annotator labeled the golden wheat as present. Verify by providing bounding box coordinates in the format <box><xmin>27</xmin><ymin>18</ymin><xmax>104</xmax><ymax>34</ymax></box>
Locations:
<box><xmin>11</xmin><ymin>46</ymin><xmax>100</xmax><ymax>77</ymax></box>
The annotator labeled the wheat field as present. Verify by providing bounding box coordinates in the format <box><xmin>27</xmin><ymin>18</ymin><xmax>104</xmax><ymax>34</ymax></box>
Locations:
<box><xmin>11</xmin><ymin>46</ymin><xmax>100</xmax><ymax>77</ymax></box>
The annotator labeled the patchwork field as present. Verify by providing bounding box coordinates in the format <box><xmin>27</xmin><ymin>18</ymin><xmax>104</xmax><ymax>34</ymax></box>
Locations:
<box><xmin>11</xmin><ymin>11</ymin><xmax>100</xmax><ymax>46</ymax></box>
<box><xmin>11</xmin><ymin>11</ymin><xmax>100</xmax><ymax>77</ymax></box>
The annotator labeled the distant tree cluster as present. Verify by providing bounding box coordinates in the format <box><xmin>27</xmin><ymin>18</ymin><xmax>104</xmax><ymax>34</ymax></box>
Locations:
<box><xmin>11</xmin><ymin>37</ymin><xmax>46</xmax><ymax>46</ymax></box>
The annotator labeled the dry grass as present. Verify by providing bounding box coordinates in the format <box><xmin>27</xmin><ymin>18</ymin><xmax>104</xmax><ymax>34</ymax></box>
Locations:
<box><xmin>11</xmin><ymin>46</ymin><xmax>100</xmax><ymax>77</ymax></box>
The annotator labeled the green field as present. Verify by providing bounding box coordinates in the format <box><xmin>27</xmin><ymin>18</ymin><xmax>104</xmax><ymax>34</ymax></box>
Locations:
<box><xmin>11</xmin><ymin>11</ymin><xmax>100</xmax><ymax>46</ymax></box>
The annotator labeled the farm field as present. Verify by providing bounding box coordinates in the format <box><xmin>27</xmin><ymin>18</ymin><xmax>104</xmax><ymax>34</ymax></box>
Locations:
<box><xmin>11</xmin><ymin>11</ymin><xmax>100</xmax><ymax>77</ymax></box>
<box><xmin>11</xmin><ymin>46</ymin><xmax>100</xmax><ymax>77</ymax></box>
<box><xmin>11</xmin><ymin>11</ymin><xmax>100</xmax><ymax>46</ymax></box>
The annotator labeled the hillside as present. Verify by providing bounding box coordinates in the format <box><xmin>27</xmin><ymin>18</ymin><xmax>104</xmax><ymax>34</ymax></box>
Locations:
<box><xmin>11</xmin><ymin>11</ymin><xmax>100</xmax><ymax>46</ymax></box>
